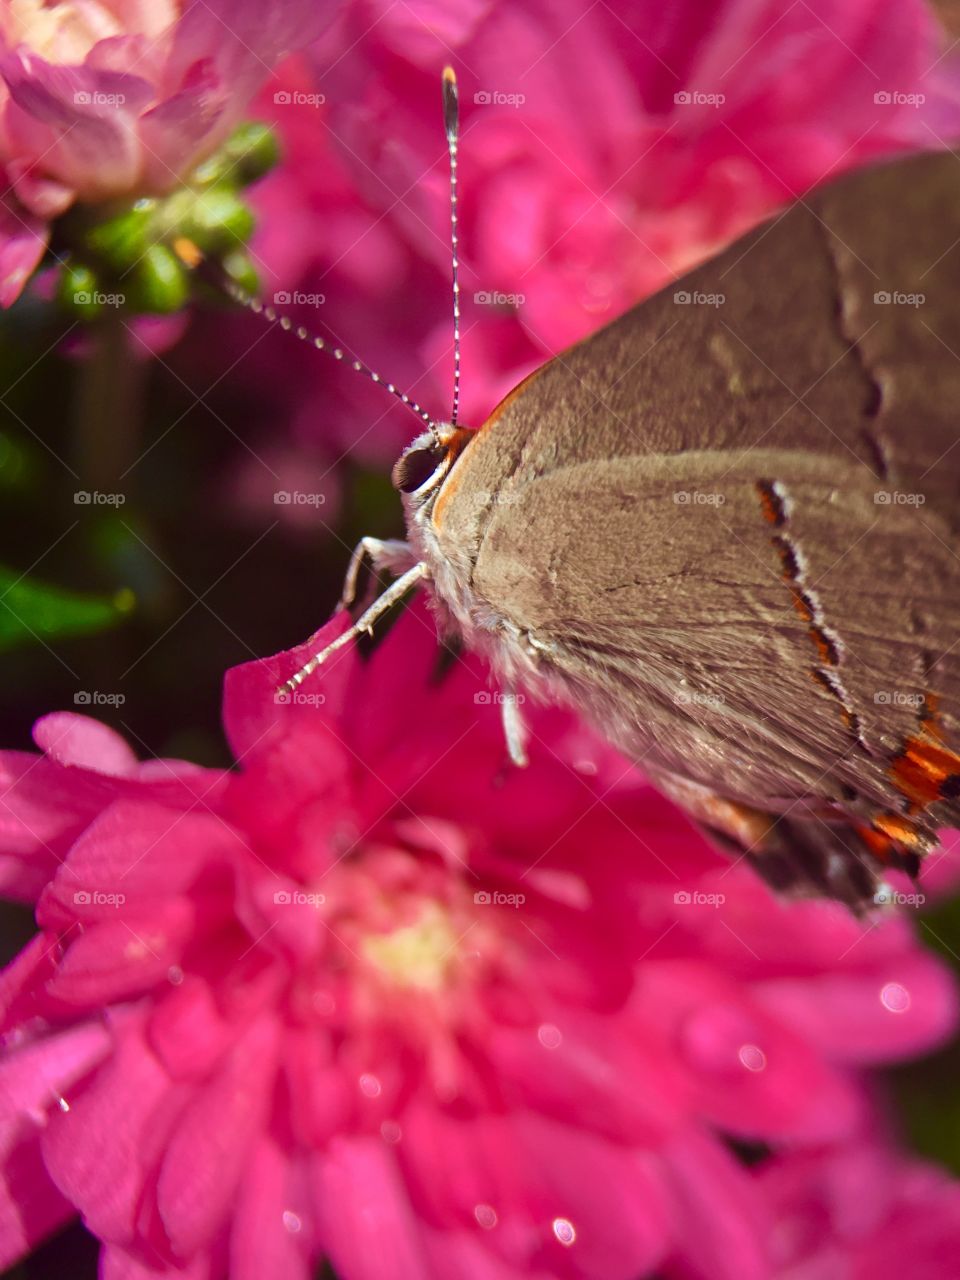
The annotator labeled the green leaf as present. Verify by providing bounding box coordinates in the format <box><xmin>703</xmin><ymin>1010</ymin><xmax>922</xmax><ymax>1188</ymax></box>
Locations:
<box><xmin>0</xmin><ymin>567</ymin><xmax>134</xmax><ymax>651</ymax></box>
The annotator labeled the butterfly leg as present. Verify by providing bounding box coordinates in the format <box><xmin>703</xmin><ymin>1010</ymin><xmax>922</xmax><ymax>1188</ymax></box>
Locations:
<box><xmin>280</xmin><ymin>561</ymin><xmax>430</xmax><ymax>695</ymax></box>
<box><xmin>341</xmin><ymin>537</ymin><xmax>419</xmax><ymax>607</ymax></box>
<box><xmin>501</xmin><ymin>691</ymin><xmax>529</xmax><ymax>768</ymax></box>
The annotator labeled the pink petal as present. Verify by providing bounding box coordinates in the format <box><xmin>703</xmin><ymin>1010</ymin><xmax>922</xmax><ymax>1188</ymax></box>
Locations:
<box><xmin>101</xmin><ymin>1244</ymin><xmax>215</xmax><ymax>1280</ymax></box>
<box><xmin>139</xmin><ymin>61</ymin><xmax>226</xmax><ymax>192</ymax></box>
<box><xmin>45</xmin><ymin>798</ymin><xmax>242</xmax><ymax>904</ymax></box>
<box><xmin>221</xmin><ymin>613</ymin><xmax>355</xmax><ymax>762</ymax></box>
<box><xmin>166</xmin><ymin>1</ymin><xmax>330</xmax><ymax>90</ymax></box>
<box><xmin>312</xmin><ymin>1136</ymin><xmax>432</xmax><ymax>1280</ymax></box>
<box><xmin>0</xmin><ymin>188</ymin><xmax>47</xmax><ymax>306</ymax></box>
<box><xmin>43</xmin><ymin>899</ymin><xmax>198</xmax><ymax>1005</ymax></box>
<box><xmin>1</xmin><ymin>51</ymin><xmax>152</xmax><ymax>196</ymax></box>
<box><xmin>33</xmin><ymin>712</ymin><xmax>139</xmax><ymax>777</ymax></box>
<box><xmin>0</xmin><ymin>748</ymin><xmax>120</xmax><ymax>901</ymax></box>
<box><xmin>230</xmin><ymin>1136</ymin><xmax>312</xmax><ymax>1280</ymax></box>
<box><xmin>6</xmin><ymin>158</ymin><xmax>73</xmax><ymax>219</ymax></box>
<box><xmin>147</xmin><ymin>979</ymin><xmax>237</xmax><ymax>1081</ymax></box>
<box><xmin>396</xmin><ymin>1106</ymin><xmax>671</xmax><ymax>1278</ymax></box>
<box><xmin>157</xmin><ymin>1015</ymin><xmax>280</xmax><ymax>1256</ymax></box>
<box><xmin>0</xmin><ymin>1132</ymin><xmax>74</xmax><ymax>1269</ymax></box>
<box><xmin>661</xmin><ymin>1131</ymin><xmax>771</xmax><ymax>1280</ymax></box>
<box><xmin>754</xmin><ymin>952</ymin><xmax>960</xmax><ymax>1065</ymax></box>
<box><xmin>645</xmin><ymin>962</ymin><xmax>863</xmax><ymax>1142</ymax></box>
<box><xmin>0</xmin><ymin>1021</ymin><xmax>110</xmax><ymax>1128</ymax></box>
<box><xmin>0</xmin><ymin>932</ymin><xmax>62</xmax><ymax>1027</ymax></box>
<box><xmin>42</xmin><ymin>1014</ymin><xmax>174</xmax><ymax>1242</ymax></box>
<box><xmin>0</xmin><ymin>854</ymin><xmax>54</xmax><ymax>902</ymax></box>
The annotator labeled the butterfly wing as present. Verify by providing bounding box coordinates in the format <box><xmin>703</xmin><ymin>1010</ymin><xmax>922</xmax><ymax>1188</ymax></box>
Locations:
<box><xmin>431</xmin><ymin>150</ymin><xmax>960</xmax><ymax>905</ymax></box>
<box><xmin>470</xmin><ymin>449</ymin><xmax>959</xmax><ymax>797</ymax></box>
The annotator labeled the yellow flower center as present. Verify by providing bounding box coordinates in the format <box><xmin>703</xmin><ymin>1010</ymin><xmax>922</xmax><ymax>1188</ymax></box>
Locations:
<box><xmin>362</xmin><ymin>902</ymin><xmax>461</xmax><ymax>992</ymax></box>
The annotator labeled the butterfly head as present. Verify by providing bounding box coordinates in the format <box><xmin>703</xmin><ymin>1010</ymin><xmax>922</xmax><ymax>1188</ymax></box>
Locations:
<box><xmin>391</xmin><ymin>424</ymin><xmax>473</xmax><ymax>510</ymax></box>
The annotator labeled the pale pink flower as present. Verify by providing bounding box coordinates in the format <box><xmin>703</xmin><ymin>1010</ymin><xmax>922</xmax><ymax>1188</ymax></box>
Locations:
<box><xmin>0</xmin><ymin>0</ymin><xmax>328</xmax><ymax>304</ymax></box>
<box><xmin>0</xmin><ymin>606</ymin><xmax>956</xmax><ymax>1278</ymax></box>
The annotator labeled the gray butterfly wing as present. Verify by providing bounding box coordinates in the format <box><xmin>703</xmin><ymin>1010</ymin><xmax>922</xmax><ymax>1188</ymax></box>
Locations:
<box><xmin>445</xmin><ymin>150</ymin><xmax>960</xmax><ymax>502</ymax></box>
<box><xmin>430</xmin><ymin>150</ymin><xmax>960</xmax><ymax>906</ymax></box>
<box><xmin>469</xmin><ymin>448</ymin><xmax>959</xmax><ymax>802</ymax></box>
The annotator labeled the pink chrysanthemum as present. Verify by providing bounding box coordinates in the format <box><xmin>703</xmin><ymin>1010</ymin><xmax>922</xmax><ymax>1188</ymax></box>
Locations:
<box><xmin>0</xmin><ymin>607</ymin><xmax>956</xmax><ymax>1278</ymax></box>
<box><xmin>0</xmin><ymin>0</ymin><xmax>327</xmax><ymax>305</ymax></box>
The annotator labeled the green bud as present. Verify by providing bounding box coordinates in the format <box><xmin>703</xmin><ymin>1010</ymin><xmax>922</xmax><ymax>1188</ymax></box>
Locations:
<box><xmin>58</xmin><ymin>261</ymin><xmax>102</xmax><ymax>318</ymax></box>
<box><xmin>195</xmin><ymin>121</ymin><xmax>280</xmax><ymax>188</ymax></box>
<box><xmin>183</xmin><ymin>188</ymin><xmax>255</xmax><ymax>252</ymax></box>
<box><xmin>227</xmin><ymin>122</ymin><xmax>281</xmax><ymax>184</ymax></box>
<box><xmin>86</xmin><ymin>199</ymin><xmax>156</xmax><ymax>270</ymax></box>
<box><xmin>219</xmin><ymin>249</ymin><xmax>260</xmax><ymax>300</ymax></box>
<box><xmin>129</xmin><ymin>244</ymin><xmax>190</xmax><ymax>314</ymax></box>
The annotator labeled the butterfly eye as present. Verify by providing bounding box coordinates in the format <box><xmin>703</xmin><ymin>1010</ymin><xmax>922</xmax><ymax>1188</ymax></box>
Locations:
<box><xmin>392</xmin><ymin>444</ymin><xmax>446</xmax><ymax>493</ymax></box>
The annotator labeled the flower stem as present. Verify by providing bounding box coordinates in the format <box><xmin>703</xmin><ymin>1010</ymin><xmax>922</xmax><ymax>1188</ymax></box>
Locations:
<box><xmin>74</xmin><ymin>312</ymin><xmax>144</xmax><ymax>494</ymax></box>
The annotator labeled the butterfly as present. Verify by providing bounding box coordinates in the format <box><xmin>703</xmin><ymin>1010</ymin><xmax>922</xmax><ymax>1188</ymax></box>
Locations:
<box><xmin>242</xmin><ymin>70</ymin><xmax>960</xmax><ymax>911</ymax></box>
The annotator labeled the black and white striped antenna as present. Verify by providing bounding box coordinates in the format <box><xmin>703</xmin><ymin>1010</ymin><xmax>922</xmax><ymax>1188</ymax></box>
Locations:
<box><xmin>442</xmin><ymin>66</ymin><xmax>461</xmax><ymax>427</ymax></box>
<box><xmin>211</xmin><ymin>66</ymin><xmax>470</xmax><ymax>437</ymax></box>
<box><xmin>217</xmin><ymin>282</ymin><xmax>437</xmax><ymax>431</ymax></box>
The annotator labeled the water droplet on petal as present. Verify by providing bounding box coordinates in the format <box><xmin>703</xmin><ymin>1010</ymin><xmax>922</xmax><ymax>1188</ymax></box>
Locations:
<box><xmin>282</xmin><ymin>1211</ymin><xmax>302</xmax><ymax>1234</ymax></box>
<box><xmin>681</xmin><ymin>1004</ymin><xmax>762</xmax><ymax>1073</ymax></box>
<box><xmin>167</xmin><ymin>965</ymin><xmax>184</xmax><ymax>985</ymax></box>
<box><xmin>380</xmin><ymin>1120</ymin><xmax>402</xmax><ymax>1144</ymax></box>
<box><xmin>553</xmin><ymin>1217</ymin><xmax>576</xmax><ymax>1246</ymax></box>
<box><xmin>738</xmin><ymin>1043</ymin><xmax>766</xmax><ymax>1072</ymax></box>
<box><xmin>359</xmin><ymin>1072</ymin><xmax>382</xmax><ymax>1098</ymax></box>
<box><xmin>538</xmin><ymin>1023</ymin><xmax>562</xmax><ymax>1050</ymax></box>
<box><xmin>573</xmin><ymin>759</ymin><xmax>598</xmax><ymax>776</ymax></box>
<box><xmin>881</xmin><ymin>981</ymin><xmax>911</xmax><ymax>1013</ymax></box>
<box><xmin>475</xmin><ymin>1204</ymin><xmax>497</xmax><ymax>1230</ymax></box>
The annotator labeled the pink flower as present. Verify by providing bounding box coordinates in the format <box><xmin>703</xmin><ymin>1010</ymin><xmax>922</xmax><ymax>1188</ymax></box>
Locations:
<box><xmin>0</xmin><ymin>0</ymin><xmax>328</xmax><ymax>305</ymax></box>
<box><xmin>755</xmin><ymin>1135</ymin><xmax>960</xmax><ymax>1277</ymax></box>
<box><xmin>0</xmin><ymin>606</ymin><xmax>957</xmax><ymax>1278</ymax></box>
<box><xmin>321</xmin><ymin>0</ymin><xmax>960</xmax><ymax>360</ymax></box>
<box><xmin>228</xmin><ymin>0</ymin><xmax>960</xmax><ymax>471</ymax></box>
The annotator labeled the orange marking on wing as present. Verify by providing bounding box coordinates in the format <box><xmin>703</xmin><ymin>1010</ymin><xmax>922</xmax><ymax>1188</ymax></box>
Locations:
<box><xmin>791</xmin><ymin>589</ymin><xmax>814</xmax><ymax>623</ymax></box>
<box><xmin>856</xmin><ymin>822</ymin><xmax>896</xmax><ymax>862</ymax></box>
<box><xmin>695</xmin><ymin>795</ymin><xmax>775</xmax><ymax>849</ymax></box>
<box><xmin>756</xmin><ymin>480</ymin><xmax>785</xmax><ymax>527</ymax></box>
<box><xmin>771</xmin><ymin>536</ymin><xmax>797</xmax><ymax>580</ymax></box>
<box><xmin>871</xmin><ymin>812</ymin><xmax>928</xmax><ymax>849</ymax></box>
<box><xmin>853</xmin><ymin>815</ymin><xmax>929</xmax><ymax>871</ymax></box>
<box><xmin>810</xmin><ymin>626</ymin><xmax>839</xmax><ymax>666</ymax></box>
<box><xmin>841</xmin><ymin>706</ymin><xmax>859</xmax><ymax>733</ymax></box>
<box><xmin>890</xmin><ymin>701</ymin><xmax>960</xmax><ymax>808</ymax></box>
<box><xmin>892</xmin><ymin>742</ymin><xmax>958</xmax><ymax>805</ymax></box>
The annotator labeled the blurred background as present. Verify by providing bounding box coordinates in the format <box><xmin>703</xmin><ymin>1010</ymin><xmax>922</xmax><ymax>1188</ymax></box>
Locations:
<box><xmin>4</xmin><ymin>0</ymin><xmax>960</xmax><ymax>1273</ymax></box>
